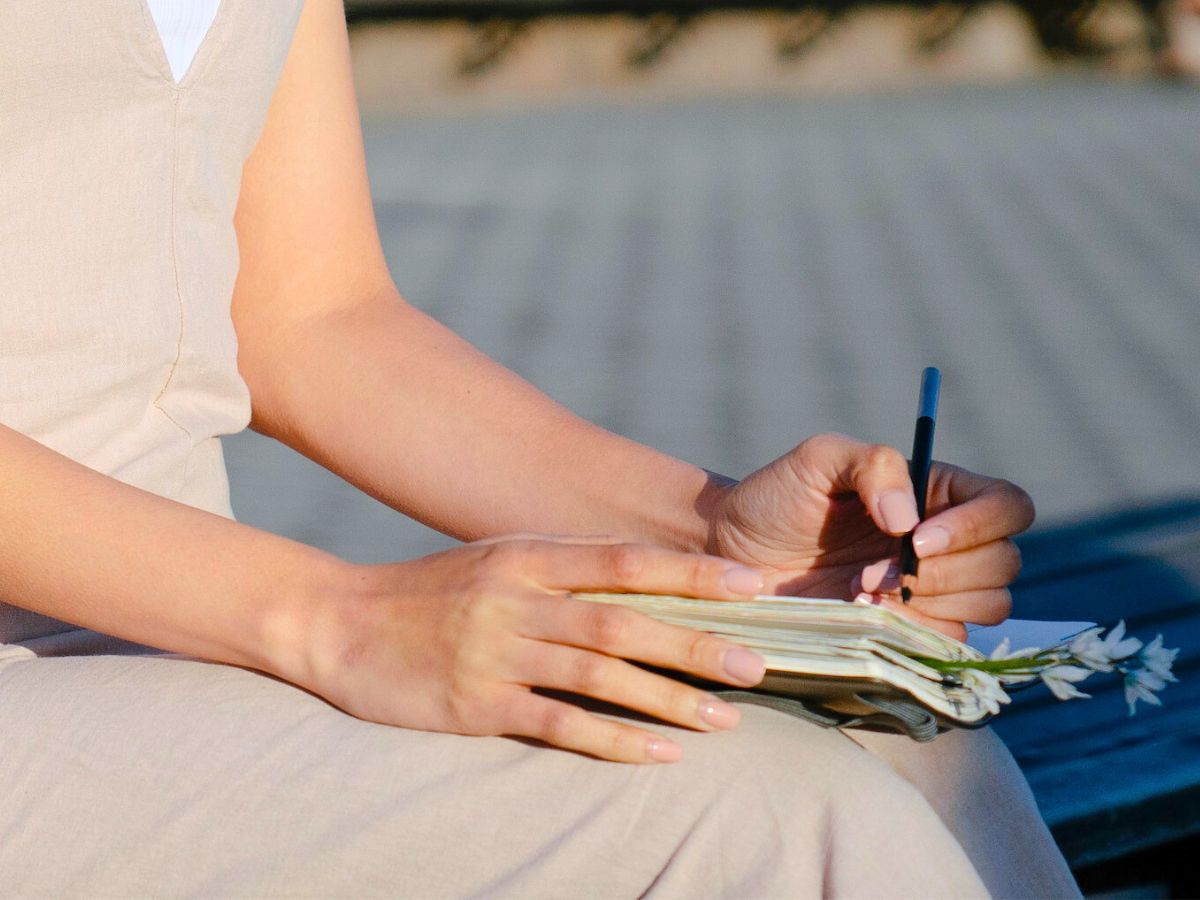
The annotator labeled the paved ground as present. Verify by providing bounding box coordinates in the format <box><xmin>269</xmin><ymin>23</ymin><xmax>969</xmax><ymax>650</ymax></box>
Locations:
<box><xmin>226</xmin><ymin>76</ymin><xmax>1200</xmax><ymax>565</ymax></box>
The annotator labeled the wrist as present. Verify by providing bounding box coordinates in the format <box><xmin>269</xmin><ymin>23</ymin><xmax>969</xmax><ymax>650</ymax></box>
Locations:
<box><xmin>696</xmin><ymin>469</ymin><xmax>739</xmax><ymax>556</ymax></box>
<box><xmin>255</xmin><ymin>549</ymin><xmax>371</xmax><ymax>692</ymax></box>
<box><xmin>628</xmin><ymin>465</ymin><xmax>738</xmax><ymax>556</ymax></box>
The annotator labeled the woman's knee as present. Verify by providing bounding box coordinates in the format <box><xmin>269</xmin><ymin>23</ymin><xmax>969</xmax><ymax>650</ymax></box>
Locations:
<box><xmin>659</xmin><ymin>705</ymin><xmax>989</xmax><ymax>896</ymax></box>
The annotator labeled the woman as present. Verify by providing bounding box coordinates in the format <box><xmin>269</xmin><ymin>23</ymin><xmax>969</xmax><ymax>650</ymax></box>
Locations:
<box><xmin>0</xmin><ymin>1</ymin><xmax>1079</xmax><ymax>896</ymax></box>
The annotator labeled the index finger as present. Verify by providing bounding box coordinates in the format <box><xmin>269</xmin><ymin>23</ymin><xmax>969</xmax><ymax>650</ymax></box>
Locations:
<box><xmin>913</xmin><ymin>463</ymin><xmax>1036</xmax><ymax>559</ymax></box>
<box><xmin>520</xmin><ymin>593</ymin><xmax>767</xmax><ymax>688</ymax></box>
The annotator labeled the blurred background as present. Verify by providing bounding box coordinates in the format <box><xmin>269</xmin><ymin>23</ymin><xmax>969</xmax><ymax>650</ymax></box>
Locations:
<box><xmin>224</xmin><ymin>2</ymin><xmax>1200</xmax><ymax>895</ymax></box>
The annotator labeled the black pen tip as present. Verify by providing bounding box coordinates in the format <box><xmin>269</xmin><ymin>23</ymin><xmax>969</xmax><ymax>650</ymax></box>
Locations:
<box><xmin>901</xmin><ymin>586</ymin><xmax>912</xmax><ymax>604</ymax></box>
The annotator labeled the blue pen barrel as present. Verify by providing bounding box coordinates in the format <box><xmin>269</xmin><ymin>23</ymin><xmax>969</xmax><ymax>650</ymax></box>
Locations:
<box><xmin>900</xmin><ymin>367</ymin><xmax>940</xmax><ymax>603</ymax></box>
<box><xmin>917</xmin><ymin>367</ymin><xmax>941</xmax><ymax>421</ymax></box>
<box><xmin>910</xmin><ymin>415</ymin><xmax>936</xmax><ymax>519</ymax></box>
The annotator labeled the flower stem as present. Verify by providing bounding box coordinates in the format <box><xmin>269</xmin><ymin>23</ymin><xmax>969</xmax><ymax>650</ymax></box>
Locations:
<box><xmin>913</xmin><ymin>652</ymin><xmax>1068</xmax><ymax>675</ymax></box>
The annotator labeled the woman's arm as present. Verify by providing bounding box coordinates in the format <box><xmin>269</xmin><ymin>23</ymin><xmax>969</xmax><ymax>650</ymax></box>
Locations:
<box><xmin>229</xmin><ymin>0</ymin><xmax>1031</xmax><ymax>641</ymax></box>
<box><xmin>0</xmin><ymin>422</ymin><xmax>768</xmax><ymax>763</ymax></box>
<box><xmin>230</xmin><ymin>0</ymin><xmax>726</xmax><ymax>553</ymax></box>
<box><xmin>0</xmin><ymin>423</ymin><xmax>340</xmax><ymax>679</ymax></box>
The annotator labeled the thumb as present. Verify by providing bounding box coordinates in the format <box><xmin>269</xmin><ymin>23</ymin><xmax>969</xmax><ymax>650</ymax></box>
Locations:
<box><xmin>796</xmin><ymin>434</ymin><xmax>919</xmax><ymax>536</ymax></box>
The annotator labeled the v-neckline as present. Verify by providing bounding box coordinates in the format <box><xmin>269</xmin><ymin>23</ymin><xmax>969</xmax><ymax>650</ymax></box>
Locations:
<box><xmin>132</xmin><ymin>0</ymin><xmax>232</xmax><ymax>89</ymax></box>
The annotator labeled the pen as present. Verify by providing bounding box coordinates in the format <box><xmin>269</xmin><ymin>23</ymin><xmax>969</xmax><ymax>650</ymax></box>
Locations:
<box><xmin>899</xmin><ymin>367</ymin><xmax>940</xmax><ymax>604</ymax></box>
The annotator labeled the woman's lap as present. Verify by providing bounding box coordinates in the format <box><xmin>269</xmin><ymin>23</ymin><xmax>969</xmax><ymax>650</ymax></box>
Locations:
<box><xmin>0</xmin><ymin>648</ymin><xmax>1070</xmax><ymax>898</ymax></box>
<box><xmin>844</xmin><ymin>727</ymin><xmax>1079</xmax><ymax>898</ymax></box>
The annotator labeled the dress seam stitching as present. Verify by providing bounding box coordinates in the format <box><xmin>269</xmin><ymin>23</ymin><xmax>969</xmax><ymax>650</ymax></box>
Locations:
<box><xmin>153</xmin><ymin>92</ymin><xmax>192</xmax><ymax>439</ymax></box>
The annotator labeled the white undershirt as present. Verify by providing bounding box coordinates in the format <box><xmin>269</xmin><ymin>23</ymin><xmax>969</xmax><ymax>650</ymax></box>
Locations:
<box><xmin>145</xmin><ymin>0</ymin><xmax>222</xmax><ymax>83</ymax></box>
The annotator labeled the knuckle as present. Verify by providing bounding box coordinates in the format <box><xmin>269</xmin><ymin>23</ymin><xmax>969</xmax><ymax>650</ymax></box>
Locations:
<box><xmin>602</xmin><ymin>723</ymin><xmax>641</xmax><ymax>761</ymax></box>
<box><xmin>447</xmin><ymin>595</ymin><xmax>511</xmax><ymax>676</ymax></box>
<box><xmin>994</xmin><ymin>479</ymin><xmax>1036</xmax><ymax>532</ymax></box>
<box><xmin>476</xmin><ymin>540</ymin><xmax>523</xmax><ymax>573</ymax></box>
<box><xmin>864</xmin><ymin>443</ymin><xmax>904</xmax><ymax>474</ymax></box>
<box><xmin>955</xmin><ymin>513</ymin><xmax>984</xmax><ymax>548</ymax></box>
<box><xmin>682</xmin><ymin>632</ymin><xmax>716</xmax><ymax>672</ymax></box>
<box><xmin>537</xmin><ymin>705</ymin><xmax>577</xmax><ymax>746</ymax></box>
<box><xmin>984</xmin><ymin>589</ymin><xmax>1013</xmax><ymax>625</ymax></box>
<box><xmin>999</xmin><ymin>589</ymin><xmax>1014</xmax><ymax>620</ymax></box>
<box><xmin>572</xmin><ymin>654</ymin><xmax>609</xmax><ymax>694</ymax></box>
<box><xmin>458</xmin><ymin>590</ymin><xmax>499</xmax><ymax>633</ymax></box>
<box><xmin>607</xmin><ymin>543</ymin><xmax>647</xmax><ymax>582</ymax></box>
<box><xmin>1013</xmin><ymin>484</ymin><xmax>1037</xmax><ymax>531</ymax></box>
<box><xmin>791</xmin><ymin>437</ymin><xmax>818</xmax><ymax>466</ymax></box>
<box><xmin>792</xmin><ymin>433</ymin><xmax>842</xmax><ymax>471</ymax></box>
<box><xmin>919</xmin><ymin>561</ymin><xmax>946</xmax><ymax>596</ymax></box>
<box><xmin>696</xmin><ymin>556</ymin><xmax>731</xmax><ymax>594</ymax></box>
<box><xmin>1002</xmin><ymin>541</ymin><xmax>1023</xmax><ymax>583</ymax></box>
<box><xmin>588</xmin><ymin>605</ymin><xmax>633</xmax><ymax>651</ymax></box>
<box><xmin>445</xmin><ymin>632</ymin><xmax>482</xmax><ymax>682</ymax></box>
<box><xmin>667</xmin><ymin>682</ymin><xmax>701</xmax><ymax>721</ymax></box>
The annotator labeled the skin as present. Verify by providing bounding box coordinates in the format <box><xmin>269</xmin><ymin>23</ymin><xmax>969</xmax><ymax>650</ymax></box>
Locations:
<box><xmin>0</xmin><ymin>0</ymin><xmax>1034</xmax><ymax>765</ymax></box>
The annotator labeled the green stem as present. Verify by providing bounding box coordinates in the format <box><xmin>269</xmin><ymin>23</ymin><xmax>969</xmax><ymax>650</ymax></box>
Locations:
<box><xmin>913</xmin><ymin>652</ymin><xmax>1069</xmax><ymax>674</ymax></box>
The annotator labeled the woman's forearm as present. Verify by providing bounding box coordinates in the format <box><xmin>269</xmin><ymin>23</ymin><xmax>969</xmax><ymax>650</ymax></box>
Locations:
<box><xmin>223</xmin><ymin>0</ymin><xmax>726</xmax><ymax>554</ymax></box>
<box><xmin>237</xmin><ymin>289</ymin><xmax>733</xmax><ymax>553</ymax></box>
<box><xmin>0</xmin><ymin>424</ymin><xmax>344</xmax><ymax>682</ymax></box>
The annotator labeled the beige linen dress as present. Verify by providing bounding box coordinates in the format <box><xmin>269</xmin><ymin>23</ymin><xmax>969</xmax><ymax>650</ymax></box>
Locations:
<box><xmin>0</xmin><ymin>3</ymin><xmax>1079</xmax><ymax>897</ymax></box>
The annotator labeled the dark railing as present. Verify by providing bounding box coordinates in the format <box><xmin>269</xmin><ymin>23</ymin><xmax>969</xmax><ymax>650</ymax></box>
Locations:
<box><xmin>345</xmin><ymin>1</ymin><xmax>1169</xmax><ymax>60</ymax></box>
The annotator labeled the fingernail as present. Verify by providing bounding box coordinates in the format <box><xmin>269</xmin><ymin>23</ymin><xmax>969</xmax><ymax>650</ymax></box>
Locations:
<box><xmin>861</xmin><ymin>559</ymin><xmax>901</xmax><ymax>593</ymax></box>
<box><xmin>913</xmin><ymin>525</ymin><xmax>951</xmax><ymax>557</ymax></box>
<box><xmin>647</xmin><ymin>738</ymin><xmax>683</xmax><ymax>763</ymax></box>
<box><xmin>697</xmin><ymin>695</ymin><xmax>741</xmax><ymax>730</ymax></box>
<box><xmin>723</xmin><ymin>566</ymin><xmax>764</xmax><ymax>596</ymax></box>
<box><xmin>722</xmin><ymin>647</ymin><xmax>766</xmax><ymax>685</ymax></box>
<box><xmin>852</xmin><ymin>591</ymin><xmax>876</xmax><ymax>605</ymax></box>
<box><xmin>878</xmin><ymin>490</ymin><xmax>920</xmax><ymax>534</ymax></box>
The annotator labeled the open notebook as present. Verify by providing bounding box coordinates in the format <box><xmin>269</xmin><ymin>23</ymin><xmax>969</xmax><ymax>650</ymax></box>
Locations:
<box><xmin>574</xmin><ymin>592</ymin><xmax>1092</xmax><ymax>735</ymax></box>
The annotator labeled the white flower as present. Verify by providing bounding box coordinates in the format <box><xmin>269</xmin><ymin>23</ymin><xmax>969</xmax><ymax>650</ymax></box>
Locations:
<box><xmin>1139</xmin><ymin>635</ymin><xmax>1180</xmax><ymax>684</ymax></box>
<box><xmin>1040</xmin><ymin>665</ymin><xmax>1093</xmax><ymax>701</ymax></box>
<box><xmin>946</xmin><ymin>622</ymin><xmax>1178</xmax><ymax>714</ymax></box>
<box><xmin>961</xmin><ymin>668</ymin><xmax>1011</xmax><ymax>716</ymax></box>
<box><xmin>996</xmin><ymin>671</ymin><xmax>1040</xmax><ymax>685</ymax></box>
<box><xmin>1069</xmin><ymin>621</ymin><xmax>1142</xmax><ymax>672</ymax></box>
<box><xmin>1067</xmin><ymin>627</ymin><xmax>1113</xmax><ymax>672</ymax></box>
<box><xmin>989</xmin><ymin>638</ymin><xmax>1041</xmax><ymax>660</ymax></box>
<box><xmin>1124</xmin><ymin>667</ymin><xmax>1169</xmax><ymax>716</ymax></box>
<box><xmin>1101</xmin><ymin>620</ymin><xmax>1143</xmax><ymax>661</ymax></box>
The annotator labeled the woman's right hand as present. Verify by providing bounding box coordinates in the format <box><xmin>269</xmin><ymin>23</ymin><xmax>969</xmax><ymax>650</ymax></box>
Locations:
<box><xmin>298</xmin><ymin>536</ymin><xmax>769</xmax><ymax>764</ymax></box>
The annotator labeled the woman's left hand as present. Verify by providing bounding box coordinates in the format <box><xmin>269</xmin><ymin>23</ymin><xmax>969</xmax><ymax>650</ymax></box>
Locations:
<box><xmin>708</xmin><ymin>433</ymin><xmax>1035</xmax><ymax>640</ymax></box>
